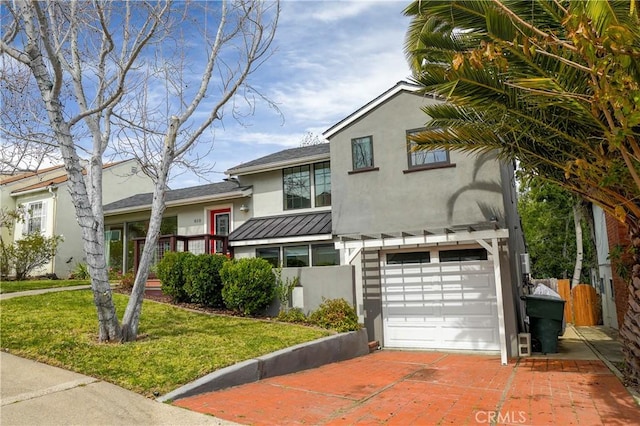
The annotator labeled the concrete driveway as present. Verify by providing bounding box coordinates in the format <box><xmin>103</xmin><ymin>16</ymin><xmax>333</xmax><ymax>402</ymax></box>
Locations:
<box><xmin>175</xmin><ymin>350</ymin><xmax>639</xmax><ymax>425</ymax></box>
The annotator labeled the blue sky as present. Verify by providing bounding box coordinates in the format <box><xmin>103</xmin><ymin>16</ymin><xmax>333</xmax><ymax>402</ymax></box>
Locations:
<box><xmin>174</xmin><ymin>0</ymin><xmax>412</xmax><ymax>188</ymax></box>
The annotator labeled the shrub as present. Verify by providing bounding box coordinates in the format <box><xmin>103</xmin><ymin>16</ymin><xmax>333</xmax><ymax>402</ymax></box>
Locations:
<box><xmin>220</xmin><ymin>257</ymin><xmax>275</xmax><ymax>316</ymax></box>
<box><xmin>72</xmin><ymin>263</ymin><xmax>90</xmax><ymax>280</ymax></box>
<box><xmin>274</xmin><ymin>266</ymin><xmax>299</xmax><ymax>313</ymax></box>
<box><xmin>277</xmin><ymin>307</ymin><xmax>308</xmax><ymax>324</ymax></box>
<box><xmin>2</xmin><ymin>233</ymin><xmax>63</xmax><ymax>281</ymax></box>
<box><xmin>119</xmin><ymin>271</ymin><xmax>135</xmax><ymax>293</ymax></box>
<box><xmin>156</xmin><ymin>251</ymin><xmax>194</xmax><ymax>303</ymax></box>
<box><xmin>183</xmin><ymin>254</ymin><xmax>228</xmax><ymax>307</ymax></box>
<box><xmin>309</xmin><ymin>298</ymin><xmax>360</xmax><ymax>332</ymax></box>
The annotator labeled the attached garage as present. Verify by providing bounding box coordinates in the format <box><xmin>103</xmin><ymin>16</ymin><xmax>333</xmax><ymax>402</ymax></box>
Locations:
<box><xmin>380</xmin><ymin>248</ymin><xmax>500</xmax><ymax>351</ymax></box>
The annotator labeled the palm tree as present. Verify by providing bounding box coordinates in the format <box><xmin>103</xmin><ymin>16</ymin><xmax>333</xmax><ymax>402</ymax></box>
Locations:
<box><xmin>403</xmin><ymin>0</ymin><xmax>640</xmax><ymax>379</ymax></box>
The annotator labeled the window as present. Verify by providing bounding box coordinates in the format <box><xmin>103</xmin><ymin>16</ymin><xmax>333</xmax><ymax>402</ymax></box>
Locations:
<box><xmin>283</xmin><ymin>165</ymin><xmax>311</xmax><ymax>210</ymax></box>
<box><xmin>439</xmin><ymin>248</ymin><xmax>487</xmax><ymax>262</ymax></box>
<box><xmin>25</xmin><ymin>201</ymin><xmax>46</xmax><ymax>234</ymax></box>
<box><xmin>314</xmin><ymin>162</ymin><xmax>331</xmax><ymax>207</ymax></box>
<box><xmin>257</xmin><ymin>247</ymin><xmax>280</xmax><ymax>268</ymax></box>
<box><xmin>311</xmin><ymin>244</ymin><xmax>339</xmax><ymax>266</ymax></box>
<box><xmin>352</xmin><ymin>136</ymin><xmax>374</xmax><ymax>170</ymax></box>
<box><xmin>407</xmin><ymin>129</ymin><xmax>449</xmax><ymax>168</ymax></box>
<box><xmin>387</xmin><ymin>251</ymin><xmax>431</xmax><ymax>265</ymax></box>
<box><xmin>284</xmin><ymin>245</ymin><xmax>309</xmax><ymax>267</ymax></box>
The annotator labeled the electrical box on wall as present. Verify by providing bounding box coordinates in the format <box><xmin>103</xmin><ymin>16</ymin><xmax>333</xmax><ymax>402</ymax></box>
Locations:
<box><xmin>520</xmin><ymin>253</ymin><xmax>530</xmax><ymax>275</ymax></box>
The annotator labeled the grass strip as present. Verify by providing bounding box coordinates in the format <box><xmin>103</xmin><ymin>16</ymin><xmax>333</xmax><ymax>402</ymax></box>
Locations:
<box><xmin>0</xmin><ymin>290</ymin><xmax>329</xmax><ymax>396</ymax></box>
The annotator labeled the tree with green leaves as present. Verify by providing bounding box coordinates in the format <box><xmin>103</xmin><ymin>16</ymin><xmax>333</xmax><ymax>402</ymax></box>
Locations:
<box><xmin>404</xmin><ymin>0</ymin><xmax>640</xmax><ymax>379</ymax></box>
<box><xmin>518</xmin><ymin>178</ymin><xmax>595</xmax><ymax>283</ymax></box>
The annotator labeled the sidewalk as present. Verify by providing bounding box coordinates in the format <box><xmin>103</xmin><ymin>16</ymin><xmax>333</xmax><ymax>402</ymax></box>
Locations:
<box><xmin>0</xmin><ymin>352</ymin><xmax>237</xmax><ymax>426</ymax></box>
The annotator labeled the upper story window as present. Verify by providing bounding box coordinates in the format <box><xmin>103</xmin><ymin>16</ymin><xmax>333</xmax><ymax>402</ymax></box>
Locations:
<box><xmin>407</xmin><ymin>128</ymin><xmax>450</xmax><ymax>169</ymax></box>
<box><xmin>351</xmin><ymin>136</ymin><xmax>374</xmax><ymax>170</ymax></box>
<box><xmin>24</xmin><ymin>201</ymin><xmax>46</xmax><ymax>234</ymax></box>
<box><xmin>283</xmin><ymin>165</ymin><xmax>311</xmax><ymax>210</ymax></box>
<box><xmin>283</xmin><ymin>162</ymin><xmax>331</xmax><ymax>210</ymax></box>
<box><xmin>314</xmin><ymin>162</ymin><xmax>331</xmax><ymax>207</ymax></box>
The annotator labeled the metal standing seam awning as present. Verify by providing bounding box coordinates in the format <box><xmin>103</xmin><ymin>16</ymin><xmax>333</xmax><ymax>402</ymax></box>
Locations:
<box><xmin>228</xmin><ymin>211</ymin><xmax>332</xmax><ymax>246</ymax></box>
<box><xmin>335</xmin><ymin>223</ymin><xmax>511</xmax><ymax>365</ymax></box>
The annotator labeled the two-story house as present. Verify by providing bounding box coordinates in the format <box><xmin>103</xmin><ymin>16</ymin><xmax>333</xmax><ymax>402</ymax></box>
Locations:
<box><xmin>103</xmin><ymin>81</ymin><xmax>526</xmax><ymax>362</ymax></box>
<box><xmin>324</xmin><ymin>82</ymin><xmax>526</xmax><ymax>363</ymax></box>
<box><xmin>1</xmin><ymin>159</ymin><xmax>154</xmax><ymax>278</ymax></box>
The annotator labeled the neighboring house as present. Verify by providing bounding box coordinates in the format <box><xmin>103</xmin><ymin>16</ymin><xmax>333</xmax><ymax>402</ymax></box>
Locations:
<box><xmin>592</xmin><ymin>205</ymin><xmax>630</xmax><ymax>329</ymax></box>
<box><xmin>1</xmin><ymin>160</ymin><xmax>154</xmax><ymax>279</ymax></box>
<box><xmin>323</xmin><ymin>82</ymin><xmax>526</xmax><ymax>363</ymax></box>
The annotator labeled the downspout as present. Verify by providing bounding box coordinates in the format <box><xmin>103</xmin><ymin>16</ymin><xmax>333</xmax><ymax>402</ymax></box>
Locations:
<box><xmin>48</xmin><ymin>184</ymin><xmax>58</xmax><ymax>276</ymax></box>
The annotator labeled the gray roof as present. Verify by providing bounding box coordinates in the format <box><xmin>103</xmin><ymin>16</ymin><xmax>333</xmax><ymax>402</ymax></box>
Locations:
<box><xmin>226</xmin><ymin>143</ymin><xmax>329</xmax><ymax>175</ymax></box>
<box><xmin>104</xmin><ymin>181</ymin><xmax>247</xmax><ymax>212</ymax></box>
<box><xmin>229</xmin><ymin>211</ymin><xmax>331</xmax><ymax>242</ymax></box>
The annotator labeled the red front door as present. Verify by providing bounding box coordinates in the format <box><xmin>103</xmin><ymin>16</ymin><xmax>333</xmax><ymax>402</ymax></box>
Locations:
<box><xmin>210</xmin><ymin>208</ymin><xmax>230</xmax><ymax>254</ymax></box>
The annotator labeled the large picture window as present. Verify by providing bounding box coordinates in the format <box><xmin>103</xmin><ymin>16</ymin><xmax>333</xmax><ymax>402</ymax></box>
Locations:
<box><xmin>314</xmin><ymin>162</ymin><xmax>331</xmax><ymax>207</ymax></box>
<box><xmin>283</xmin><ymin>165</ymin><xmax>311</xmax><ymax>210</ymax></box>
<box><xmin>407</xmin><ymin>129</ymin><xmax>449</xmax><ymax>169</ymax></box>
<box><xmin>351</xmin><ymin>136</ymin><xmax>374</xmax><ymax>170</ymax></box>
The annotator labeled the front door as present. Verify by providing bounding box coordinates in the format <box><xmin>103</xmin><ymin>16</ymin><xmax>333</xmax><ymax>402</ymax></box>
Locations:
<box><xmin>210</xmin><ymin>209</ymin><xmax>230</xmax><ymax>254</ymax></box>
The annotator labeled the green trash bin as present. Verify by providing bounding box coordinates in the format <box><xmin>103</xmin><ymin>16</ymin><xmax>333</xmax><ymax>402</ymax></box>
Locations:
<box><xmin>524</xmin><ymin>295</ymin><xmax>566</xmax><ymax>354</ymax></box>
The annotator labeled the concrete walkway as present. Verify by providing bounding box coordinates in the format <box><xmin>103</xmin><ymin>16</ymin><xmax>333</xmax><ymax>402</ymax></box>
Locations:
<box><xmin>0</xmin><ymin>352</ymin><xmax>238</xmax><ymax>426</ymax></box>
<box><xmin>0</xmin><ymin>284</ymin><xmax>92</xmax><ymax>300</ymax></box>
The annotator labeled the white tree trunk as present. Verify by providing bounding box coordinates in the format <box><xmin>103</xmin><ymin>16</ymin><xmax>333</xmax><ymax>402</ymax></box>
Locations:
<box><xmin>120</xmin><ymin>118</ymin><xmax>178</xmax><ymax>341</ymax></box>
<box><xmin>572</xmin><ymin>203</ymin><xmax>584</xmax><ymax>288</ymax></box>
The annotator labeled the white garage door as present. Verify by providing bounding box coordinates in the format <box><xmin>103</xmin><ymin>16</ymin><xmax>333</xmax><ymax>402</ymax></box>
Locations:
<box><xmin>381</xmin><ymin>249</ymin><xmax>500</xmax><ymax>351</ymax></box>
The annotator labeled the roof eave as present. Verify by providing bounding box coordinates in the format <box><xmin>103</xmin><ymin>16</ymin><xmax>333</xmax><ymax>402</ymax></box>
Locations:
<box><xmin>323</xmin><ymin>82</ymin><xmax>422</xmax><ymax>139</ymax></box>
<box><xmin>226</xmin><ymin>153</ymin><xmax>330</xmax><ymax>177</ymax></box>
<box><xmin>104</xmin><ymin>188</ymin><xmax>252</xmax><ymax>216</ymax></box>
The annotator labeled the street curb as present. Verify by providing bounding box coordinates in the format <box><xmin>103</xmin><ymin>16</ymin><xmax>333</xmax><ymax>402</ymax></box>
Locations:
<box><xmin>158</xmin><ymin>328</ymin><xmax>369</xmax><ymax>402</ymax></box>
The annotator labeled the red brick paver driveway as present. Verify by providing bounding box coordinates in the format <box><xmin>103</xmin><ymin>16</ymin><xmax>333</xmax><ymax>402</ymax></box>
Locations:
<box><xmin>175</xmin><ymin>351</ymin><xmax>639</xmax><ymax>425</ymax></box>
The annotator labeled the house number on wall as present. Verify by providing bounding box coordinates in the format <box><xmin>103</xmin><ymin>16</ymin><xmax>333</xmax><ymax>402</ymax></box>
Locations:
<box><xmin>194</xmin><ymin>218</ymin><xmax>202</xmax><ymax>224</ymax></box>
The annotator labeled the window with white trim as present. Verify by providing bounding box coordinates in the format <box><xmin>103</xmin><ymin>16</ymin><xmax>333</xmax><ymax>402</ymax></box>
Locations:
<box><xmin>24</xmin><ymin>201</ymin><xmax>46</xmax><ymax>234</ymax></box>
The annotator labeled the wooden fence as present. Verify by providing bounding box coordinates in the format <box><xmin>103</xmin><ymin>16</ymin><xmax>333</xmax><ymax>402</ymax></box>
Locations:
<box><xmin>557</xmin><ymin>279</ymin><xmax>600</xmax><ymax>326</ymax></box>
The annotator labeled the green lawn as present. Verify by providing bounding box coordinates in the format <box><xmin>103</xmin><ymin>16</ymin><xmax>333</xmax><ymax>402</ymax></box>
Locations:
<box><xmin>0</xmin><ymin>279</ymin><xmax>90</xmax><ymax>294</ymax></box>
<box><xmin>0</xmin><ymin>291</ymin><xmax>330</xmax><ymax>396</ymax></box>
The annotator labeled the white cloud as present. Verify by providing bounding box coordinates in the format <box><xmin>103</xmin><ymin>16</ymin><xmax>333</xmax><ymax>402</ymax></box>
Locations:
<box><xmin>167</xmin><ymin>1</ymin><xmax>415</xmax><ymax>188</ymax></box>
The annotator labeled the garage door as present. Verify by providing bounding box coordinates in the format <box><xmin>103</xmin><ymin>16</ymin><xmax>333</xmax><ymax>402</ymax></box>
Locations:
<box><xmin>381</xmin><ymin>249</ymin><xmax>500</xmax><ymax>351</ymax></box>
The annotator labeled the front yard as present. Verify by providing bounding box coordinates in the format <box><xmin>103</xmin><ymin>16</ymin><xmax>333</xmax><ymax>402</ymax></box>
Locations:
<box><xmin>0</xmin><ymin>291</ymin><xmax>329</xmax><ymax>396</ymax></box>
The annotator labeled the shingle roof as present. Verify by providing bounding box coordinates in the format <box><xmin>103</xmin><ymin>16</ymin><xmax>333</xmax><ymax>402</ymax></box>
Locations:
<box><xmin>0</xmin><ymin>165</ymin><xmax>65</xmax><ymax>185</ymax></box>
<box><xmin>229</xmin><ymin>211</ymin><xmax>331</xmax><ymax>242</ymax></box>
<box><xmin>226</xmin><ymin>143</ymin><xmax>330</xmax><ymax>175</ymax></box>
<box><xmin>7</xmin><ymin>162</ymin><xmax>126</xmax><ymax>194</ymax></box>
<box><xmin>104</xmin><ymin>181</ymin><xmax>248</xmax><ymax>212</ymax></box>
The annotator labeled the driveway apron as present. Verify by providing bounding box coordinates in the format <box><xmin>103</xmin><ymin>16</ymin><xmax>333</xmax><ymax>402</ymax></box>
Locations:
<box><xmin>175</xmin><ymin>351</ymin><xmax>639</xmax><ymax>425</ymax></box>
